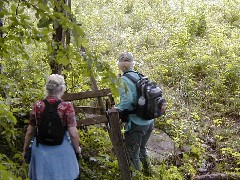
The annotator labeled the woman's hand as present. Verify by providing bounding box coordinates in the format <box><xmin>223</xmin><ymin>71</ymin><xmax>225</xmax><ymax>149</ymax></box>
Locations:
<box><xmin>22</xmin><ymin>151</ymin><xmax>26</xmax><ymax>163</ymax></box>
<box><xmin>22</xmin><ymin>125</ymin><xmax>34</xmax><ymax>163</ymax></box>
<box><xmin>76</xmin><ymin>146</ymin><xmax>81</xmax><ymax>154</ymax></box>
<box><xmin>75</xmin><ymin>146</ymin><xmax>82</xmax><ymax>161</ymax></box>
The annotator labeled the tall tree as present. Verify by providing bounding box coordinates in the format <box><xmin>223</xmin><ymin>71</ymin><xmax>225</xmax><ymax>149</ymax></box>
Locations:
<box><xmin>0</xmin><ymin>7</ymin><xmax>6</xmax><ymax>99</ymax></box>
<box><xmin>50</xmin><ymin>0</ymin><xmax>73</xmax><ymax>75</ymax></box>
<box><xmin>51</xmin><ymin>0</ymin><xmax>66</xmax><ymax>74</ymax></box>
<box><xmin>0</xmin><ymin>7</ymin><xmax>3</xmax><ymax>74</ymax></box>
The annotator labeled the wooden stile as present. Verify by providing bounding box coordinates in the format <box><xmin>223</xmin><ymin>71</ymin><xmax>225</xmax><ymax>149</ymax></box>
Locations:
<box><xmin>62</xmin><ymin>89</ymin><xmax>131</xmax><ymax>179</ymax></box>
<box><xmin>62</xmin><ymin>89</ymin><xmax>111</xmax><ymax>101</ymax></box>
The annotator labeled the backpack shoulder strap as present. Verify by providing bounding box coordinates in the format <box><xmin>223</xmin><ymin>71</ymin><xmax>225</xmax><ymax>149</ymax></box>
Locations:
<box><xmin>122</xmin><ymin>71</ymin><xmax>143</xmax><ymax>83</ymax></box>
<box><xmin>53</xmin><ymin>100</ymin><xmax>62</xmax><ymax>108</ymax></box>
<box><xmin>43</xmin><ymin>99</ymin><xmax>62</xmax><ymax>108</ymax></box>
<box><xmin>43</xmin><ymin>99</ymin><xmax>50</xmax><ymax>108</ymax></box>
<box><xmin>122</xmin><ymin>72</ymin><xmax>143</xmax><ymax>113</ymax></box>
<box><xmin>123</xmin><ymin>73</ymin><xmax>137</xmax><ymax>83</ymax></box>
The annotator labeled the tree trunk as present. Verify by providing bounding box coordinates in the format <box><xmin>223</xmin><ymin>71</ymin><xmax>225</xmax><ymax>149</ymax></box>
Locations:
<box><xmin>66</xmin><ymin>0</ymin><xmax>71</xmax><ymax>46</ymax></box>
<box><xmin>0</xmin><ymin>8</ymin><xmax>6</xmax><ymax>98</ymax></box>
<box><xmin>50</xmin><ymin>0</ymin><xmax>69</xmax><ymax>75</ymax></box>
<box><xmin>0</xmin><ymin>8</ymin><xmax>3</xmax><ymax>74</ymax></box>
<box><xmin>194</xmin><ymin>173</ymin><xmax>240</xmax><ymax>180</ymax></box>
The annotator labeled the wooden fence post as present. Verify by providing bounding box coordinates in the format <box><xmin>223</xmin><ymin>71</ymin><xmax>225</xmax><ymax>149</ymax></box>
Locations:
<box><xmin>108</xmin><ymin>112</ymin><xmax>131</xmax><ymax>180</ymax></box>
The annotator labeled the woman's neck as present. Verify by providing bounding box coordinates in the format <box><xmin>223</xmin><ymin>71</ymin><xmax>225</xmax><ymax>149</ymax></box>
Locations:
<box><xmin>47</xmin><ymin>94</ymin><xmax>61</xmax><ymax>99</ymax></box>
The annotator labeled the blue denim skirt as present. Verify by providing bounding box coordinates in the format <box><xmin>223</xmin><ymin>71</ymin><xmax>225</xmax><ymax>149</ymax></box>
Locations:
<box><xmin>29</xmin><ymin>131</ymin><xmax>79</xmax><ymax>180</ymax></box>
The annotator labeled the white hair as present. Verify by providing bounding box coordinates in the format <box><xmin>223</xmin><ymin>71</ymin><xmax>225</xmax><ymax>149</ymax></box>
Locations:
<box><xmin>118</xmin><ymin>52</ymin><xmax>134</xmax><ymax>62</ymax></box>
<box><xmin>117</xmin><ymin>52</ymin><xmax>135</xmax><ymax>72</ymax></box>
<box><xmin>45</xmin><ymin>74</ymin><xmax>66</xmax><ymax>98</ymax></box>
<box><xmin>117</xmin><ymin>61</ymin><xmax>135</xmax><ymax>72</ymax></box>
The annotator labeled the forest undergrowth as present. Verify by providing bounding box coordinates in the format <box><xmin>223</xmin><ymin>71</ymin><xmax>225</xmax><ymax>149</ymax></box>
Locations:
<box><xmin>0</xmin><ymin>0</ymin><xmax>240</xmax><ymax>179</ymax></box>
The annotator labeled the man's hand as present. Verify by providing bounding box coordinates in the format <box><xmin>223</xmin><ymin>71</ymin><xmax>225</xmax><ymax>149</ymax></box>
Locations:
<box><xmin>107</xmin><ymin>107</ymin><xmax>118</xmax><ymax>113</ymax></box>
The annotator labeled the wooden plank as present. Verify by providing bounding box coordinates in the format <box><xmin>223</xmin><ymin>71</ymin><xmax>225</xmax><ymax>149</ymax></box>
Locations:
<box><xmin>74</xmin><ymin>106</ymin><xmax>104</xmax><ymax>115</ymax></box>
<box><xmin>77</xmin><ymin>115</ymin><xmax>108</xmax><ymax>126</ymax></box>
<box><xmin>62</xmin><ymin>89</ymin><xmax>111</xmax><ymax>101</ymax></box>
<box><xmin>108</xmin><ymin>112</ymin><xmax>131</xmax><ymax>180</ymax></box>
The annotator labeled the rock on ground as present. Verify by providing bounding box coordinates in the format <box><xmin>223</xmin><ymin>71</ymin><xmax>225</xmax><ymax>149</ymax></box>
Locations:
<box><xmin>147</xmin><ymin>129</ymin><xmax>175</xmax><ymax>162</ymax></box>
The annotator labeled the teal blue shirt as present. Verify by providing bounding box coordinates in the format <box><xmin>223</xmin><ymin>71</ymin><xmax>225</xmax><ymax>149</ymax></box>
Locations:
<box><xmin>116</xmin><ymin>70</ymin><xmax>154</xmax><ymax>132</ymax></box>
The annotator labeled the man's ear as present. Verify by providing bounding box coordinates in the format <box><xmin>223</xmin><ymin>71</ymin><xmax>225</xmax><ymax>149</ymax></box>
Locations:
<box><xmin>132</xmin><ymin>61</ymin><xmax>136</xmax><ymax>67</ymax></box>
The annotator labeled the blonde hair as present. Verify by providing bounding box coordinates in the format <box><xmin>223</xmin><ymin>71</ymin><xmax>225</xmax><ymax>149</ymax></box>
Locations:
<box><xmin>45</xmin><ymin>74</ymin><xmax>66</xmax><ymax>98</ymax></box>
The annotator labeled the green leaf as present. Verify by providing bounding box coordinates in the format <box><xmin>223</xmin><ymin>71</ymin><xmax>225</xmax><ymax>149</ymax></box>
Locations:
<box><xmin>37</xmin><ymin>2</ymin><xmax>49</xmax><ymax>12</ymax></box>
<box><xmin>74</xmin><ymin>25</ymin><xmax>84</xmax><ymax>36</ymax></box>
<box><xmin>53</xmin><ymin>19</ymin><xmax>60</xmax><ymax>28</ymax></box>
<box><xmin>58</xmin><ymin>57</ymin><xmax>69</xmax><ymax>66</ymax></box>
<box><xmin>0</xmin><ymin>12</ymin><xmax>4</xmax><ymax>18</ymax></box>
<box><xmin>35</xmin><ymin>12</ymin><xmax>40</xmax><ymax>19</ymax></box>
<box><xmin>18</xmin><ymin>7</ymin><xmax>24</xmax><ymax>14</ymax></box>
<box><xmin>11</xmin><ymin>4</ymin><xmax>17</xmax><ymax>13</ymax></box>
<box><xmin>0</xmin><ymin>1</ymin><xmax>4</xmax><ymax>7</ymax></box>
<box><xmin>0</xmin><ymin>74</ymin><xmax>7</xmax><ymax>81</ymax></box>
<box><xmin>37</xmin><ymin>17</ymin><xmax>52</xmax><ymax>28</ymax></box>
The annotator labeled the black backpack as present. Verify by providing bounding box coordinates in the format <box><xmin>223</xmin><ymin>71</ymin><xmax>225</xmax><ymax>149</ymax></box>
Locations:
<box><xmin>36</xmin><ymin>99</ymin><xmax>66</xmax><ymax>146</ymax></box>
<box><xmin>123</xmin><ymin>71</ymin><xmax>166</xmax><ymax>120</ymax></box>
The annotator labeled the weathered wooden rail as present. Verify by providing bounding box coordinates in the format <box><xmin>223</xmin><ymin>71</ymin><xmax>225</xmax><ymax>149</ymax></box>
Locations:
<box><xmin>62</xmin><ymin>89</ymin><xmax>131</xmax><ymax>180</ymax></box>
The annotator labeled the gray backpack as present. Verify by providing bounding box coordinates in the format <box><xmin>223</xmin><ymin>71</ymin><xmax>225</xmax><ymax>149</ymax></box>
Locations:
<box><xmin>123</xmin><ymin>71</ymin><xmax>166</xmax><ymax>120</ymax></box>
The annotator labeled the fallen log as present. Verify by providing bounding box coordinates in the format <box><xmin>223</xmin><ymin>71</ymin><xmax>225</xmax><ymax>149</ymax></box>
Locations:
<box><xmin>194</xmin><ymin>173</ymin><xmax>240</xmax><ymax>180</ymax></box>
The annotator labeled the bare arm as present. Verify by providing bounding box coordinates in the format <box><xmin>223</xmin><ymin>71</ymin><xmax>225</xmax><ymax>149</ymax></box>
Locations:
<box><xmin>68</xmin><ymin>126</ymin><xmax>81</xmax><ymax>154</ymax></box>
<box><xmin>22</xmin><ymin>125</ymin><xmax>35</xmax><ymax>161</ymax></box>
<box><xmin>23</xmin><ymin>125</ymin><xmax>35</xmax><ymax>151</ymax></box>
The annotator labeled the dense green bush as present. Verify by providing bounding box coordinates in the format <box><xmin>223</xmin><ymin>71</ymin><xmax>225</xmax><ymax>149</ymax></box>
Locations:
<box><xmin>0</xmin><ymin>0</ymin><xmax>239</xmax><ymax>179</ymax></box>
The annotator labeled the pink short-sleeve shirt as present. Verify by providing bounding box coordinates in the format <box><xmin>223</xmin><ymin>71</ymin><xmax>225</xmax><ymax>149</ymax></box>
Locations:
<box><xmin>29</xmin><ymin>96</ymin><xmax>77</xmax><ymax>128</ymax></box>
